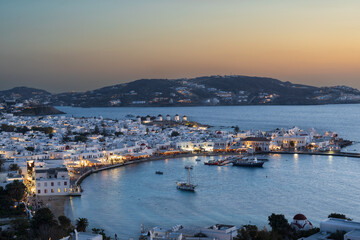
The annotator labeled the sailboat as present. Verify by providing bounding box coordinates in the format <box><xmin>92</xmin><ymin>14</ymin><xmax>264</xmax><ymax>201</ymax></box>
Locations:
<box><xmin>177</xmin><ymin>168</ymin><xmax>197</xmax><ymax>191</ymax></box>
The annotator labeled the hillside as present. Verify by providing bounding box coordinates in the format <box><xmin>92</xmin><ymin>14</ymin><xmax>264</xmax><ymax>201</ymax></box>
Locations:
<box><xmin>1</xmin><ymin>76</ymin><xmax>360</xmax><ymax>107</ymax></box>
<box><xmin>0</xmin><ymin>87</ymin><xmax>51</xmax><ymax>100</ymax></box>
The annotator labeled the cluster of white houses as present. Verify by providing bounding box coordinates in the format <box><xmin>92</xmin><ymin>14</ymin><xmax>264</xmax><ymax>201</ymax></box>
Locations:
<box><xmin>0</xmin><ymin>114</ymin><xmax>343</xmax><ymax>196</ymax></box>
<box><xmin>143</xmin><ymin>216</ymin><xmax>360</xmax><ymax>240</ymax></box>
<box><xmin>138</xmin><ymin>114</ymin><xmax>187</xmax><ymax>123</ymax></box>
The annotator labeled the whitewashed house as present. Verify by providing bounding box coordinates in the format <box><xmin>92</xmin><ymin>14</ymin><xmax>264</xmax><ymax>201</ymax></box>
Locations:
<box><xmin>34</xmin><ymin>165</ymin><xmax>70</xmax><ymax>196</ymax></box>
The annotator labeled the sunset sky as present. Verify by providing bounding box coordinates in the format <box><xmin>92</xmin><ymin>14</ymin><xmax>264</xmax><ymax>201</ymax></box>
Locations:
<box><xmin>1</xmin><ymin>0</ymin><xmax>360</xmax><ymax>92</ymax></box>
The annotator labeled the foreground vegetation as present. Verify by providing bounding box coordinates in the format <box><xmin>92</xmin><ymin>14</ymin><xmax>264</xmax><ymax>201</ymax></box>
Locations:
<box><xmin>0</xmin><ymin>181</ymin><xmax>111</xmax><ymax>240</ymax></box>
<box><xmin>235</xmin><ymin>212</ymin><xmax>352</xmax><ymax>240</ymax></box>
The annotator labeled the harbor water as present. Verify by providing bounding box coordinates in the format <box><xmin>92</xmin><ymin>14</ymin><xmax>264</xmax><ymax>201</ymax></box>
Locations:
<box><xmin>60</xmin><ymin>104</ymin><xmax>360</xmax><ymax>238</ymax></box>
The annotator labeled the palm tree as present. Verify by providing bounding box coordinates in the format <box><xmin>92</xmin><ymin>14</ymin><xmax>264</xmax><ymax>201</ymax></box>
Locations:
<box><xmin>76</xmin><ymin>217</ymin><xmax>89</xmax><ymax>232</ymax></box>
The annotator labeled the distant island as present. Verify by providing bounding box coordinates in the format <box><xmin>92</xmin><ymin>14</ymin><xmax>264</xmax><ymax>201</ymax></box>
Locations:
<box><xmin>0</xmin><ymin>75</ymin><xmax>359</xmax><ymax>108</ymax></box>
<box><xmin>13</xmin><ymin>105</ymin><xmax>65</xmax><ymax>116</ymax></box>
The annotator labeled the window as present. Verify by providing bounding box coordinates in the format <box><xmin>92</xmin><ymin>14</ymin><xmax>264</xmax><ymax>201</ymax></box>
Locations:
<box><xmin>64</xmin><ymin>188</ymin><xmax>67</xmax><ymax>192</ymax></box>
<box><xmin>51</xmin><ymin>182</ymin><xmax>54</xmax><ymax>186</ymax></box>
<box><xmin>37</xmin><ymin>183</ymin><xmax>41</xmax><ymax>187</ymax></box>
<box><xmin>44</xmin><ymin>189</ymin><xmax>47</xmax><ymax>193</ymax></box>
<box><xmin>38</xmin><ymin>190</ymin><xmax>41</xmax><ymax>194</ymax></box>
<box><xmin>58</xmin><ymin>182</ymin><xmax>61</xmax><ymax>186</ymax></box>
<box><xmin>64</xmin><ymin>182</ymin><xmax>67</xmax><ymax>186</ymax></box>
<box><xmin>58</xmin><ymin>188</ymin><xmax>61</xmax><ymax>193</ymax></box>
<box><xmin>51</xmin><ymin>189</ymin><xmax>54</xmax><ymax>193</ymax></box>
<box><xmin>44</xmin><ymin>182</ymin><xmax>47</xmax><ymax>187</ymax></box>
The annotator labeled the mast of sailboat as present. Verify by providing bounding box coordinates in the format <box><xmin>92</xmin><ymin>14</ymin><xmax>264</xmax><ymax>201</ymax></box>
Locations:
<box><xmin>188</xmin><ymin>167</ymin><xmax>191</xmax><ymax>184</ymax></box>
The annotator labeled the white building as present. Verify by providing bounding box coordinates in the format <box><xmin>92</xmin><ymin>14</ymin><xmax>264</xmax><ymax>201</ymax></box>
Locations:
<box><xmin>34</xmin><ymin>165</ymin><xmax>70</xmax><ymax>196</ymax></box>
<box><xmin>241</xmin><ymin>137</ymin><xmax>271</xmax><ymax>152</ymax></box>
<box><xmin>302</xmin><ymin>218</ymin><xmax>360</xmax><ymax>240</ymax></box>
<box><xmin>174</xmin><ymin>114</ymin><xmax>180</xmax><ymax>122</ymax></box>
<box><xmin>272</xmin><ymin>136</ymin><xmax>308</xmax><ymax>150</ymax></box>
<box><xmin>147</xmin><ymin>224</ymin><xmax>238</xmax><ymax>240</ymax></box>
<box><xmin>290</xmin><ymin>214</ymin><xmax>313</xmax><ymax>231</ymax></box>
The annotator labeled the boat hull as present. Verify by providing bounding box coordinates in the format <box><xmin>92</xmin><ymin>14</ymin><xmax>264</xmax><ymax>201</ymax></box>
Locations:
<box><xmin>177</xmin><ymin>186</ymin><xmax>196</xmax><ymax>191</ymax></box>
<box><xmin>177</xmin><ymin>182</ymin><xmax>196</xmax><ymax>191</ymax></box>
<box><xmin>232</xmin><ymin>161</ymin><xmax>264</xmax><ymax>167</ymax></box>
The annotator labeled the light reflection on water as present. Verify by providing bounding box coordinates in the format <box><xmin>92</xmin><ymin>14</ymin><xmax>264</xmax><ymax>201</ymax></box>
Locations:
<box><xmin>58</xmin><ymin>105</ymin><xmax>360</xmax><ymax>238</ymax></box>
<box><xmin>65</xmin><ymin>155</ymin><xmax>360</xmax><ymax>238</ymax></box>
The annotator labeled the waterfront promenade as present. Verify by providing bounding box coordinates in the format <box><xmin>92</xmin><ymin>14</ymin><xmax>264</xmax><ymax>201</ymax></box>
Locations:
<box><xmin>271</xmin><ymin>151</ymin><xmax>360</xmax><ymax>158</ymax></box>
<box><xmin>73</xmin><ymin>150</ymin><xmax>360</xmax><ymax>188</ymax></box>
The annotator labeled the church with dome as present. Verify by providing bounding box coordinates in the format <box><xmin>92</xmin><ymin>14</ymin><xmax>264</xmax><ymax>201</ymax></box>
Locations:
<box><xmin>290</xmin><ymin>214</ymin><xmax>313</xmax><ymax>231</ymax></box>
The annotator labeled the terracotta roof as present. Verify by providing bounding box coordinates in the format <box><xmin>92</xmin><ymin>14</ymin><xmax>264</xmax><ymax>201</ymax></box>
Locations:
<box><xmin>293</xmin><ymin>214</ymin><xmax>307</xmax><ymax>220</ymax></box>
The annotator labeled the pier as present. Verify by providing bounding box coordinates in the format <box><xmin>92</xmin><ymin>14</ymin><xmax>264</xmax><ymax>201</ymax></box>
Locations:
<box><xmin>268</xmin><ymin>151</ymin><xmax>360</xmax><ymax>158</ymax></box>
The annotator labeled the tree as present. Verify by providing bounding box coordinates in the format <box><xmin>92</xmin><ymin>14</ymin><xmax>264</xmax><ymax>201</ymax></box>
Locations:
<box><xmin>234</xmin><ymin>125</ymin><xmax>240</xmax><ymax>133</ymax></box>
<box><xmin>114</xmin><ymin>131</ymin><xmax>123</xmax><ymax>137</ymax></box>
<box><xmin>0</xmin><ymin>186</ymin><xmax>13</xmax><ymax>217</ymax></box>
<box><xmin>74</xmin><ymin>135</ymin><xmax>88</xmax><ymax>143</ymax></box>
<box><xmin>328</xmin><ymin>230</ymin><xmax>346</xmax><ymax>240</ymax></box>
<box><xmin>58</xmin><ymin>215</ymin><xmax>73</xmax><ymax>233</ymax></box>
<box><xmin>31</xmin><ymin>208</ymin><xmax>71</xmax><ymax>240</ymax></box>
<box><xmin>62</xmin><ymin>136</ymin><xmax>71</xmax><ymax>143</ymax></box>
<box><xmin>31</xmin><ymin>126</ymin><xmax>54</xmax><ymax>135</ymax></box>
<box><xmin>94</xmin><ymin>125</ymin><xmax>100</xmax><ymax>134</ymax></box>
<box><xmin>92</xmin><ymin>228</ymin><xmax>110</xmax><ymax>240</ymax></box>
<box><xmin>0</xmin><ymin>159</ymin><xmax>5</xmax><ymax>171</ymax></box>
<box><xmin>6</xmin><ymin>180</ymin><xmax>26</xmax><ymax>204</ymax></box>
<box><xmin>25</xmin><ymin>147</ymin><xmax>35</xmax><ymax>152</ymax></box>
<box><xmin>31</xmin><ymin>208</ymin><xmax>57</xmax><ymax>229</ymax></box>
<box><xmin>1</xmin><ymin>124</ymin><xmax>16</xmax><ymax>132</ymax></box>
<box><xmin>328</xmin><ymin>213</ymin><xmax>352</xmax><ymax>221</ymax></box>
<box><xmin>268</xmin><ymin>213</ymin><xmax>294</xmax><ymax>238</ymax></box>
<box><xmin>11</xmin><ymin>218</ymin><xmax>30</xmax><ymax>239</ymax></box>
<box><xmin>268</xmin><ymin>213</ymin><xmax>289</xmax><ymax>232</ymax></box>
<box><xmin>171</xmin><ymin>131</ymin><xmax>180</xmax><ymax>137</ymax></box>
<box><xmin>58</xmin><ymin>215</ymin><xmax>72</xmax><ymax>229</ymax></box>
<box><xmin>296</xmin><ymin>228</ymin><xmax>320</xmax><ymax>239</ymax></box>
<box><xmin>16</xmin><ymin>126</ymin><xmax>29</xmax><ymax>134</ymax></box>
<box><xmin>76</xmin><ymin>217</ymin><xmax>89</xmax><ymax>232</ymax></box>
<box><xmin>9</xmin><ymin>164</ymin><xmax>19</xmax><ymax>171</ymax></box>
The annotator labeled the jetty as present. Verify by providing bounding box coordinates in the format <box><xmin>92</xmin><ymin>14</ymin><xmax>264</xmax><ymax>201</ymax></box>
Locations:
<box><xmin>269</xmin><ymin>151</ymin><xmax>360</xmax><ymax>158</ymax></box>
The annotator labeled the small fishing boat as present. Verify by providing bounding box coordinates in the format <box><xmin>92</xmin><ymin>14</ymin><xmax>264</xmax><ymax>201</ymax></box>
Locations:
<box><xmin>204</xmin><ymin>159</ymin><xmax>224</xmax><ymax>165</ymax></box>
<box><xmin>155</xmin><ymin>171</ymin><xmax>163</xmax><ymax>175</ymax></box>
<box><xmin>195</xmin><ymin>158</ymin><xmax>201</xmax><ymax>162</ymax></box>
<box><xmin>185</xmin><ymin>165</ymin><xmax>193</xmax><ymax>170</ymax></box>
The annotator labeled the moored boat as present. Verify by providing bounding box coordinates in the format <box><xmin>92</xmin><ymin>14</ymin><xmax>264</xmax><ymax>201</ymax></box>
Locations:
<box><xmin>177</xmin><ymin>168</ymin><xmax>197</xmax><ymax>191</ymax></box>
<box><xmin>155</xmin><ymin>171</ymin><xmax>163</xmax><ymax>175</ymax></box>
<box><xmin>185</xmin><ymin>165</ymin><xmax>193</xmax><ymax>169</ymax></box>
<box><xmin>232</xmin><ymin>156</ymin><xmax>265</xmax><ymax>167</ymax></box>
<box><xmin>204</xmin><ymin>159</ymin><xmax>224</xmax><ymax>165</ymax></box>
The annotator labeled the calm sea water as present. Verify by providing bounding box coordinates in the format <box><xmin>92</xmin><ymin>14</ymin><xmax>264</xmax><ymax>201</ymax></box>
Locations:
<box><xmin>60</xmin><ymin>105</ymin><xmax>360</xmax><ymax>238</ymax></box>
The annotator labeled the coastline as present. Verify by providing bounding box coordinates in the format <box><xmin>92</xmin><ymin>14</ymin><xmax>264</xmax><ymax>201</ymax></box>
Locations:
<box><xmin>74</xmin><ymin>150</ymin><xmax>360</xmax><ymax>189</ymax></box>
<box><xmin>74</xmin><ymin>152</ymin><xmax>238</xmax><ymax>187</ymax></box>
<box><xmin>65</xmin><ymin>149</ymin><xmax>360</xmax><ymax>238</ymax></box>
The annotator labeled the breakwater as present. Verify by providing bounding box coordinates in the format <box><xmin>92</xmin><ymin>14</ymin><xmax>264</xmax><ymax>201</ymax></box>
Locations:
<box><xmin>271</xmin><ymin>151</ymin><xmax>360</xmax><ymax>158</ymax></box>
